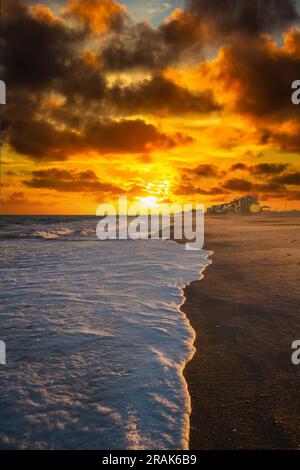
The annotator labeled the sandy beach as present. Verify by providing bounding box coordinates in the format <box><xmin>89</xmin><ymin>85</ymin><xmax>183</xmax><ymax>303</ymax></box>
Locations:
<box><xmin>183</xmin><ymin>212</ymin><xmax>300</xmax><ymax>449</ymax></box>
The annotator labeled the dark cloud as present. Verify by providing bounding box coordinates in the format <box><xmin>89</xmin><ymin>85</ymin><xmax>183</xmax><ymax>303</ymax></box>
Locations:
<box><xmin>3</xmin><ymin>1</ymin><xmax>212</xmax><ymax>162</ymax></box>
<box><xmin>181</xmin><ymin>163</ymin><xmax>222</xmax><ymax>178</ymax></box>
<box><xmin>192</xmin><ymin>163</ymin><xmax>219</xmax><ymax>178</ymax></box>
<box><xmin>213</xmin><ymin>35</ymin><xmax>300</xmax><ymax>120</ymax></box>
<box><xmin>82</xmin><ymin>118</ymin><xmax>193</xmax><ymax>154</ymax></box>
<box><xmin>159</xmin><ymin>9</ymin><xmax>201</xmax><ymax>49</ymax></box>
<box><xmin>3</xmin><ymin>0</ymin><xmax>109</xmax><ymax>103</ymax></box>
<box><xmin>222</xmin><ymin>178</ymin><xmax>254</xmax><ymax>191</ymax></box>
<box><xmin>2</xmin><ymin>0</ymin><xmax>82</xmax><ymax>90</ymax></box>
<box><xmin>220</xmin><ymin>174</ymin><xmax>300</xmax><ymax>199</ymax></box>
<box><xmin>222</xmin><ymin>177</ymin><xmax>288</xmax><ymax>195</ymax></box>
<box><xmin>100</xmin><ymin>6</ymin><xmax>203</xmax><ymax>72</ymax></box>
<box><xmin>186</xmin><ymin>0</ymin><xmax>299</xmax><ymax>37</ymax></box>
<box><xmin>3</xmin><ymin>0</ymin><xmax>300</xmax><ymax>183</ymax></box>
<box><xmin>266</xmin><ymin>128</ymin><xmax>300</xmax><ymax>152</ymax></box>
<box><xmin>58</xmin><ymin>59</ymin><xmax>107</xmax><ymax>103</ymax></box>
<box><xmin>101</xmin><ymin>22</ymin><xmax>168</xmax><ymax>70</ymax></box>
<box><xmin>6</xmin><ymin>118</ymin><xmax>81</xmax><ymax>161</ymax></box>
<box><xmin>220</xmin><ymin>168</ymin><xmax>300</xmax><ymax>200</ymax></box>
<box><xmin>23</xmin><ymin>168</ymin><xmax>123</xmax><ymax>193</ymax></box>
<box><xmin>230</xmin><ymin>163</ymin><xmax>248</xmax><ymax>171</ymax></box>
<box><xmin>271</xmin><ymin>171</ymin><xmax>300</xmax><ymax>185</ymax></box>
<box><xmin>95</xmin><ymin>0</ymin><xmax>299</xmax><ymax>72</ymax></box>
<box><xmin>6</xmin><ymin>116</ymin><xmax>192</xmax><ymax>161</ymax></box>
<box><xmin>192</xmin><ymin>163</ymin><xmax>220</xmax><ymax>177</ymax></box>
<box><xmin>176</xmin><ymin>162</ymin><xmax>294</xmax><ymax>198</ymax></box>
<box><xmin>250</xmin><ymin>163</ymin><xmax>289</xmax><ymax>175</ymax></box>
<box><xmin>230</xmin><ymin>162</ymin><xmax>289</xmax><ymax>174</ymax></box>
<box><xmin>110</xmin><ymin>76</ymin><xmax>220</xmax><ymax>115</ymax></box>
<box><xmin>173</xmin><ymin>162</ymin><xmax>227</xmax><ymax>198</ymax></box>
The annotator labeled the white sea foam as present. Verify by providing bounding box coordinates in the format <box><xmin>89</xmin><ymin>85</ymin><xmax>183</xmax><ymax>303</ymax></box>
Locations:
<box><xmin>33</xmin><ymin>228</ymin><xmax>75</xmax><ymax>239</ymax></box>
<box><xmin>0</xmin><ymin>226</ymin><xmax>209</xmax><ymax>450</ymax></box>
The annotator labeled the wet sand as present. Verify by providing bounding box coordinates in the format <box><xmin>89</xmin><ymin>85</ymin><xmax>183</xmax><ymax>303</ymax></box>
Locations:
<box><xmin>182</xmin><ymin>213</ymin><xmax>300</xmax><ymax>449</ymax></box>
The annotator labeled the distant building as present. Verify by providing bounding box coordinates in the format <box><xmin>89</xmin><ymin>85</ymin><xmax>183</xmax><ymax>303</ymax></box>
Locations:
<box><xmin>207</xmin><ymin>195</ymin><xmax>260</xmax><ymax>214</ymax></box>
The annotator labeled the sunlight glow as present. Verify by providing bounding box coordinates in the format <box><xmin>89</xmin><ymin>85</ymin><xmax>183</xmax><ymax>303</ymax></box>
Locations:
<box><xmin>139</xmin><ymin>196</ymin><xmax>159</xmax><ymax>208</ymax></box>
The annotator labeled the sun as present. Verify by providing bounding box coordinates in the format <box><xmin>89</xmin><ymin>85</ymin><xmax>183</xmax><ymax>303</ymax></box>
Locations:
<box><xmin>139</xmin><ymin>196</ymin><xmax>158</xmax><ymax>209</ymax></box>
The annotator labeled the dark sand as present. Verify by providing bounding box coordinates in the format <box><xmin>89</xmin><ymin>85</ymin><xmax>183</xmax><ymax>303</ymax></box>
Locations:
<box><xmin>182</xmin><ymin>213</ymin><xmax>300</xmax><ymax>449</ymax></box>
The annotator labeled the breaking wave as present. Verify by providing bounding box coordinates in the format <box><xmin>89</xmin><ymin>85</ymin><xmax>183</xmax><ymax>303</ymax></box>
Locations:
<box><xmin>0</xmin><ymin>216</ymin><xmax>209</xmax><ymax>450</ymax></box>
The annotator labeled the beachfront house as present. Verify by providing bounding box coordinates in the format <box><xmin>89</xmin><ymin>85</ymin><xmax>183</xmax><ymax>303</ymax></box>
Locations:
<box><xmin>207</xmin><ymin>195</ymin><xmax>260</xmax><ymax>214</ymax></box>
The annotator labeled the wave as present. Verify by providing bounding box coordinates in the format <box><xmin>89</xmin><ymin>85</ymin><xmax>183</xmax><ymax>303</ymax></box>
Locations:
<box><xmin>0</xmin><ymin>227</ymin><xmax>97</xmax><ymax>240</ymax></box>
<box><xmin>0</xmin><ymin>237</ymin><xmax>209</xmax><ymax>450</ymax></box>
<box><xmin>33</xmin><ymin>228</ymin><xmax>75</xmax><ymax>239</ymax></box>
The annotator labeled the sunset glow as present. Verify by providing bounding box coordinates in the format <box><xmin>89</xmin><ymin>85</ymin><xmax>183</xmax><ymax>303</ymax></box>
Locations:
<box><xmin>139</xmin><ymin>196</ymin><xmax>159</xmax><ymax>209</ymax></box>
<box><xmin>2</xmin><ymin>0</ymin><xmax>300</xmax><ymax>214</ymax></box>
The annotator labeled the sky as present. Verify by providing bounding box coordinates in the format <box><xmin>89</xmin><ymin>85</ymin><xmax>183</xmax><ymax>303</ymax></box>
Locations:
<box><xmin>120</xmin><ymin>1</ymin><xmax>183</xmax><ymax>25</ymax></box>
<box><xmin>2</xmin><ymin>0</ymin><xmax>300</xmax><ymax>214</ymax></box>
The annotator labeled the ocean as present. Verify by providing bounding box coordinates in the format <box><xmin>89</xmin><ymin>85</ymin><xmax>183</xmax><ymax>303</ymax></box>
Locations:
<box><xmin>0</xmin><ymin>216</ymin><xmax>209</xmax><ymax>450</ymax></box>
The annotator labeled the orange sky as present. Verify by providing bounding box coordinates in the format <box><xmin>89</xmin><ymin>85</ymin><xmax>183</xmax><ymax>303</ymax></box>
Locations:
<box><xmin>2</xmin><ymin>0</ymin><xmax>300</xmax><ymax>214</ymax></box>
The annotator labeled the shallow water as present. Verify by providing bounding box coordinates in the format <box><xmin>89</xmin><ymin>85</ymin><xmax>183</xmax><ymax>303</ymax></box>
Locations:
<box><xmin>0</xmin><ymin>217</ymin><xmax>209</xmax><ymax>449</ymax></box>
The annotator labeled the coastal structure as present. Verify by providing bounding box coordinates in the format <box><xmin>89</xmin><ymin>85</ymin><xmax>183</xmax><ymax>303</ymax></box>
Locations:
<box><xmin>207</xmin><ymin>195</ymin><xmax>260</xmax><ymax>214</ymax></box>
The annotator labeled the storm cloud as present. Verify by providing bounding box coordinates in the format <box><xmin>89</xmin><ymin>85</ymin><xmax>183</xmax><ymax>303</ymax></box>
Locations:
<box><xmin>23</xmin><ymin>168</ymin><xmax>123</xmax><ymax>193</ymax></box>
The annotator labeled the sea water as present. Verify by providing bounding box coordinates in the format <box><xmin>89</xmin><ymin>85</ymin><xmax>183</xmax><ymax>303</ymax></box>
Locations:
<box><xmin>0</xmin><ymin>216</ymin><xmax>209</xmax><ymax>450</ymax></box>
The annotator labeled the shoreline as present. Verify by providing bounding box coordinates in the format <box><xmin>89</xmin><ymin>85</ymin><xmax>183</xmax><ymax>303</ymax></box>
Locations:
<box><xmin>182</xmin><ymin>213</ymin><xmax>300</xmax><ymax>449</ymax></box>
<box><xmin>178</xmin><ymin>251</ymin><xmax>212</xmax><ymax>451</ymax></box>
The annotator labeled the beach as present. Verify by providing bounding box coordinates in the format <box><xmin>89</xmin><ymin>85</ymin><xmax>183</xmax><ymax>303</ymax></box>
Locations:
<box><xmin>183</xmin><ymin>212</ymin><xmax>300</xmax><ymax>449</ymax></box>
<box><xmin>1</xmin><ymin>213</ymin><xmax>299</xmax><ymax>449</ymax></box>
